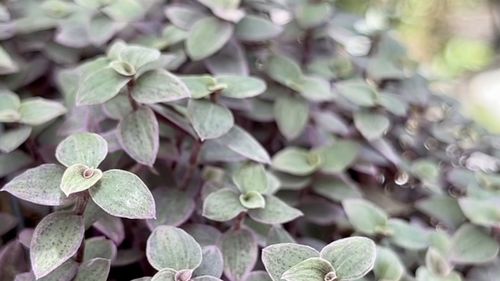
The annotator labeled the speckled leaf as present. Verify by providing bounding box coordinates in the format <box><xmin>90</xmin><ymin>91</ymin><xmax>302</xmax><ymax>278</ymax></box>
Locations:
<box><xmin>132</xmin><ymin>70</ymin><xmax>191</xmax><ymax>104</ymax></box>
<box><xmin>188</xmin><ymin>99</ymin><xmax>234</xmax><ymax>140</ymax></box>
<box><xmin>147</xmin><ymin>188</ymin><xmax>195</xmax><ymax>229</ymax></box>
<box><xmin>56</xmin><ymin>132</ymin><xmax>108</xmax><ymax>168</ymax></box>
<box><xmin>30</xmin><ymin>212</ymin><xmax>84</xmax><ymax>279</ymax></box>
<box><xmin>74</xmin><ymin>258</ymin><xmax>111</xmax><ymax>281</ymax></box>
<box><xmin>320</xmin><ymin>237</ymin><xmax>376</xmax><ymax>280</ymax></box>
<box><xmin>220</xmin><ymin>228</ymin><xmax>257</xmax><ymax>281</ymax></box>
<box><xmin>118</xmin><ymin>107</ymin><xmax>159</xmax><ymax>166</ymax></box>
<box><xmin>186</xmin><ymin>17</ymin><xmax>234</xmax><ymax>60</ymax></box>
<box><xmin>262</xmin><ymin>243</ymin><xmax>319</xmax><ymax>281</ymax></box>
<box><xmin>152</xmin><ymin>269</ymin><xmax>176</xmax><ymax>281</ymax></box>
<box><xmin>240</xmin><ymin>191</ymin><xmax>266</xmax><ymax>209</ymax></box>
<box><xmin>1</xmin><ymin>164</ymin><xmax>69</xmax><ymax>206</ymax></box>
<box><xmin>203</xmin><ymin>188</ymin><xmax>245</xmax><ymax>222</ymax></box>
<box><xmin>0</xmin><ymin>126</ymin><xmax>31</xmax><ymax>153</ymax></box>
<box><xmin>76</xmin><ymin>66</ymin><xmax>130</xmax><ymax>106</ymax></box>
<box><xmin>18</xmin><ymin>98</ymin><xmax>66</xmax><ymax>126</ymax></box>
<box><xmin>60</xmin><ymin>164</ymin><xmax>103</xmax><ymax>196</ymax></box>
<box><xmin>89</xmin><ymin>169</ymin><xmax>156</xmax><ymax>219</ymax></box>
<box><xmin>194</xmin><ymin>246</ymin><xmax>224</xmax><ymax>278</ymax></box>
<box><xmin>248</xmin><ymin>195</ymin><xmax>303</xmax><ymax>224</ymax></box>
<box><xmin>214</xmin><ymin>126</ymin><xmax>271</xmax><ymax>163</ymax></box>
<box><xmin>282</xmin><ymin>257</ymin><xmax>335</xmax><ymax>281</ymax></box>
<box><xmin>146</xmin><ymin>226</ymin><xmax>203</xmax><ymax>271</ymax></box>
<box><xmin>233</xmin><ymin>162</ymin><xmax>268</xmax><ymax>194</ymax></box>
<box><xmin>118</xmin><ymin>45</ymin><xmax>161</xmax><ymax>70</ymax></box>
<box><xmin>83</xmin><ymin>237</ymin><xmax>117</xmax><ymax>262</ymax></box>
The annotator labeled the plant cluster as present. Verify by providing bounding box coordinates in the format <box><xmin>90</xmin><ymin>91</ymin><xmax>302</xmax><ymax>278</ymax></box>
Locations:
<box><xmin>0</xmin><ymin>0</ymin><xmax>499</xmax><ymax>281</ymax></box>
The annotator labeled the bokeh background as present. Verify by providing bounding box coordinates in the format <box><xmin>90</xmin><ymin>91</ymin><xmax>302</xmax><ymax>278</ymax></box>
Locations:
<box><xmin>339</xmin><ymin>0</ymin><xmax>500</xmax><ymax>132</ymax></box>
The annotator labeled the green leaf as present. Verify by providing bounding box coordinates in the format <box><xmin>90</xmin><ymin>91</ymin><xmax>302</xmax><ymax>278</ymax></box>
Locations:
<box><xmin>147</xmin><ymin>226</ymin><xmax>202</xmax><ymax>271</ymax></box>
<box><xmin>342</xmin><ymin>198</ymin><xmax>389</xmax><ymax>235</ymax></box>
<box><xmin>186</xmin><ymin>17</ymin><xmax>234</xmax><ymax>60</ymax></box>
<box><xmin>217</xmin><ymin>75</ymin><xmax>267</xmax><ymax>99</ymax></box>
<box><xmin>282</xmin><ymin>257</ymin><xmax>335</xmax><ymax>281</ymax></box>
<box><xmin>180</xmin><ymin>75</ymin><xmax>216</xmax><ymax>99</ymax></box>
<box><xmin>374</xmin><ymin>247</ymin><xmax>405</xmax><ymax>281</ymax></box>
<box><xmin>110</xmin><ymin>60</ymin><xmax>136</xmax><ymax>77</ymax></box>
<box><xmin>0</xmin><ymin>150</ymin><xmax>32</xmax><ymax>178</ymax></box>
<box><xmin>89</xmin><ymin>169</ymin><xmax>156</xmax><ymax>219</ymax></box>
<box><xmin>271</xmin><ymin>147</ymin><xmax>320</xmax><ymax>176</ymax></box>
<box><xmin>118</xmin><ymin>107</ymin><xmax>159</xmax><ymax>166</ymax></box>
<box><xmin>0</xmin><ymin>45</ymin><xmax>18</xmax><ymax>74</ymax></box>
<box><xmin>194</xmin><ymin>246</ymin><xmax>224</xmax><ymax>278</ymax></box>
<box><xmin>297</xmin><ymin>76</ymin><xmax>336</xmax><ymax>102</ymax></box>
<box><xmin>102</xmin><ymin>94</ymin><xmax>134</xmax><ymax>120</ymax></box>
<box><xmin>132</xmin><ymin>70</ymin><xmax>191</xmax><ymax>104</ymax></box>
<box><xmin>76</xmin><ymin>66</ymin><xmax>130</xmax><ymax>106</ymax></box>
<box><xmin>188</xmin><ymin>99</ymin><xmax>234</xmax><ymax>140</ymax></box>
<box><xmin>240</xmin><ymin>191</ymin><xmax>266</xmax><ymax>209</ymax></box>
<box><xmin>235</xmin><ymin>15</ymin><xmax>282</xmax><ymax>42</ymax></box>
<box><xmin>83</xmin><ymin>237</ymin><xmax>117</xmax><ymax>262</ymax></box>
<box><xmin>147</xmin><ymin>188</ymin><xmax>195</xmax><ymax>229</ymax></box>
<box><xmin>248</xmin><ymin>195</ymin><xmax>303</xmax><ymax>224</ymax></box>
<box><xmin>295</xmin><ymin>2</ymin><xmax>332</xmax><ymax>29</ymax></box>
<box><xmin>388</xmin><ymin>219</ymin><xmax>429</xmax><ymax>250</ymax></box>
<box><xmin>0</xmin><ymin>90</ymin><xmax>21</xmax><ymax>122</ymax></box>
<box><xmin>417</xmin><ymin>196</ymin><xmax>466</xmax><ymax>228</ymax></box>
<box><xmin>152</xmin><ymin>268</ymin><xmax>176</xmax><ymax>281</ymax></box>
<box><xmin>60</xmin><ymin>164</ymin><xmax>103</xmax><ymax>196</ymax></box>
<box><xmin>233</xmin><ymin>162</ymin><xmax>268</xmax><ymax>194</ymax></box>
<box><xmin>336</xmin><ymin>79</ymin><xmax>377</xmax><ymax>107</ymax></box>
<box><xmin>458</xmin><ymin>197</ymin><xmax>500</xmax><ymax>228</ymax></box>
<box><xmin>312</xmin><ymin>177</ymin><xmax>361</xmax><ymax>202</ymax></box>
<box><xmin>220</xmin><ymin>228</ymin><xmax>257</xmax><ymax>281</ymax></box>
<box><xmin>320</xmin><ymin>236</ymin><xmax>376</xmax><ymax>280</ymax></box>
<box><xmin>262</xmin><ymin>243</ymin><xmax>319</xmax><ymax>281</ymax></box>
<box><xmin>354</xmin><ymin>112</ymin><xmax>390</xmax><ymax>140</ymax></box>
<box><xmin>318</xmin><ymin>141</ymin><xmax>360</xmax><ymax>173</ymax></box>
<box><xmin>265</xmin><ymin>55</ymin><xmax>303</xmax><ymax>90</ymax></box>
<box><xmin>203</xmin><ymin>188</ymin><xmax>246</xmax><ymax>222</ymax></box>
<box><xmin>214</xmin><ymin>126</ymin><xmax>271</xmax><ymax>163</ymax></box>
<box><xmin>449</xmin><ymin>224</ymin><xmax>499</xmax><ymax>264</ymax></box>
<box><xmin>274</xmin><ymin>96</ymin><xmax>309</xmax><ymax>140</ymax></box>
<box><xmin>426</xmin><ymin>248</ymin><xmax>452</xmax><ymax>277</ymax></box>
<box><xmin>31</xmin><ymin>212</ymin><xmax>84</xmax><ymax>279</ymax></box>
<box><xmin>1</xmin><ymin>164</ymin><xmax>69</xmax><ymax>206</ymax></box>
<box><xmin>197</xmin><ymin>0</ymin><xmax>240</xmax><ymax>11</ymax></box>
<box><xmin>74</xmin><ymin>258</ymin><xmax>111</xmax><ymax>281</ymax></box>
<box><xmin>18</xmin><ymin>98</ymin><xmax>66</xmax><ymax>126</ymax></box>
<box><xmin>0</xmin><ymin>126</ymin><xmax>31</xmax><ymax>153</ymax></box>
<box><xmin>118</xmin><ymin>44</ymin><xmax>161</xmax><ymax>70</ymax></box>
<box><xmin>56</xmin><ymin>132</ymin><xmax>108</xmax><ymax>168</ymax></box>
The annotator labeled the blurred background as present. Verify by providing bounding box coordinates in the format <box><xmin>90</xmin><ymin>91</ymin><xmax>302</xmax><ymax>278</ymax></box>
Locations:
<box><xmin>338</xmin><ymin>0</ymin><xmax>500</xmax><ymax>133</ymax></box>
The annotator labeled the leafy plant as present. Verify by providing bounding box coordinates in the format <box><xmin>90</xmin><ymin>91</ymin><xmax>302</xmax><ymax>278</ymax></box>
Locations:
<box><xmin>0</xmin><ymin>0</ymin><xmax>498</xmax><ymax>281</ymax></box>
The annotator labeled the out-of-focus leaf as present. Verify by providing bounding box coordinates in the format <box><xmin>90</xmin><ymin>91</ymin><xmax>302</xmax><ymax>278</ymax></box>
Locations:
<box><xmin>188</xmin><ymin>99</ymin><xmax>234</xmax><ymax>140</ymax></box>
<box><xmin>0</xmin><ymin>126</ymin><xmax>31</xmax><ymax>153</ymax></box>
<box><xmin>186</xmin><ymin>17</ymin><xmax>234</xmax><ymax>60</ymax></box>
<box><xmin>132</xmin><ymin>70</ymin><xmax>190</xmax><ymax>104</ymax></box>
<box><xmin>18</xmin><ymin>98</ymin><xmax>66</xmax><ymax>126</ymax></box>
<box><xmin>274</xmin><ymin>96</ymin><xmax>309</xmax><ymax>140</ymax></box>
<box><xmin>220</xmin><ymin>228</ymin><xmax>257</xmax><ymax>281</ymax></box>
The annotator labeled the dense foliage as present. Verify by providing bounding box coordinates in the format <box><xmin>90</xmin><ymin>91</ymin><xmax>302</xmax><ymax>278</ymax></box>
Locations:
<box><xmin>0</xmin><ymin>0</ymin><xmax>499</xmax><ymax>281</ymax></box>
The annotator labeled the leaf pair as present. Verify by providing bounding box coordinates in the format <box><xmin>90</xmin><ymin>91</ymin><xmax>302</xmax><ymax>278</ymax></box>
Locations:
<box><xmin>262</xmin><ymin>237</ymin><xmax>376</xmax><ymax>281</ymax></box>
<box><xmin>203</xmin><ymin>163</ymin><xmax>302</xmax><ymax>224</ymax></box>
<box><xmin>77</xmin><ymin>42</ymin><xmax>190</xmax><ymax>106</ymax></box>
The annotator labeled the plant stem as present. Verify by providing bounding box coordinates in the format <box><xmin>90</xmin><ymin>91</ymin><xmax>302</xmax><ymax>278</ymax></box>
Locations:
<box><xmin>180</xmin><ymin>139</ymin><xmax>203</xmax><ymax>190</ymax></box>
